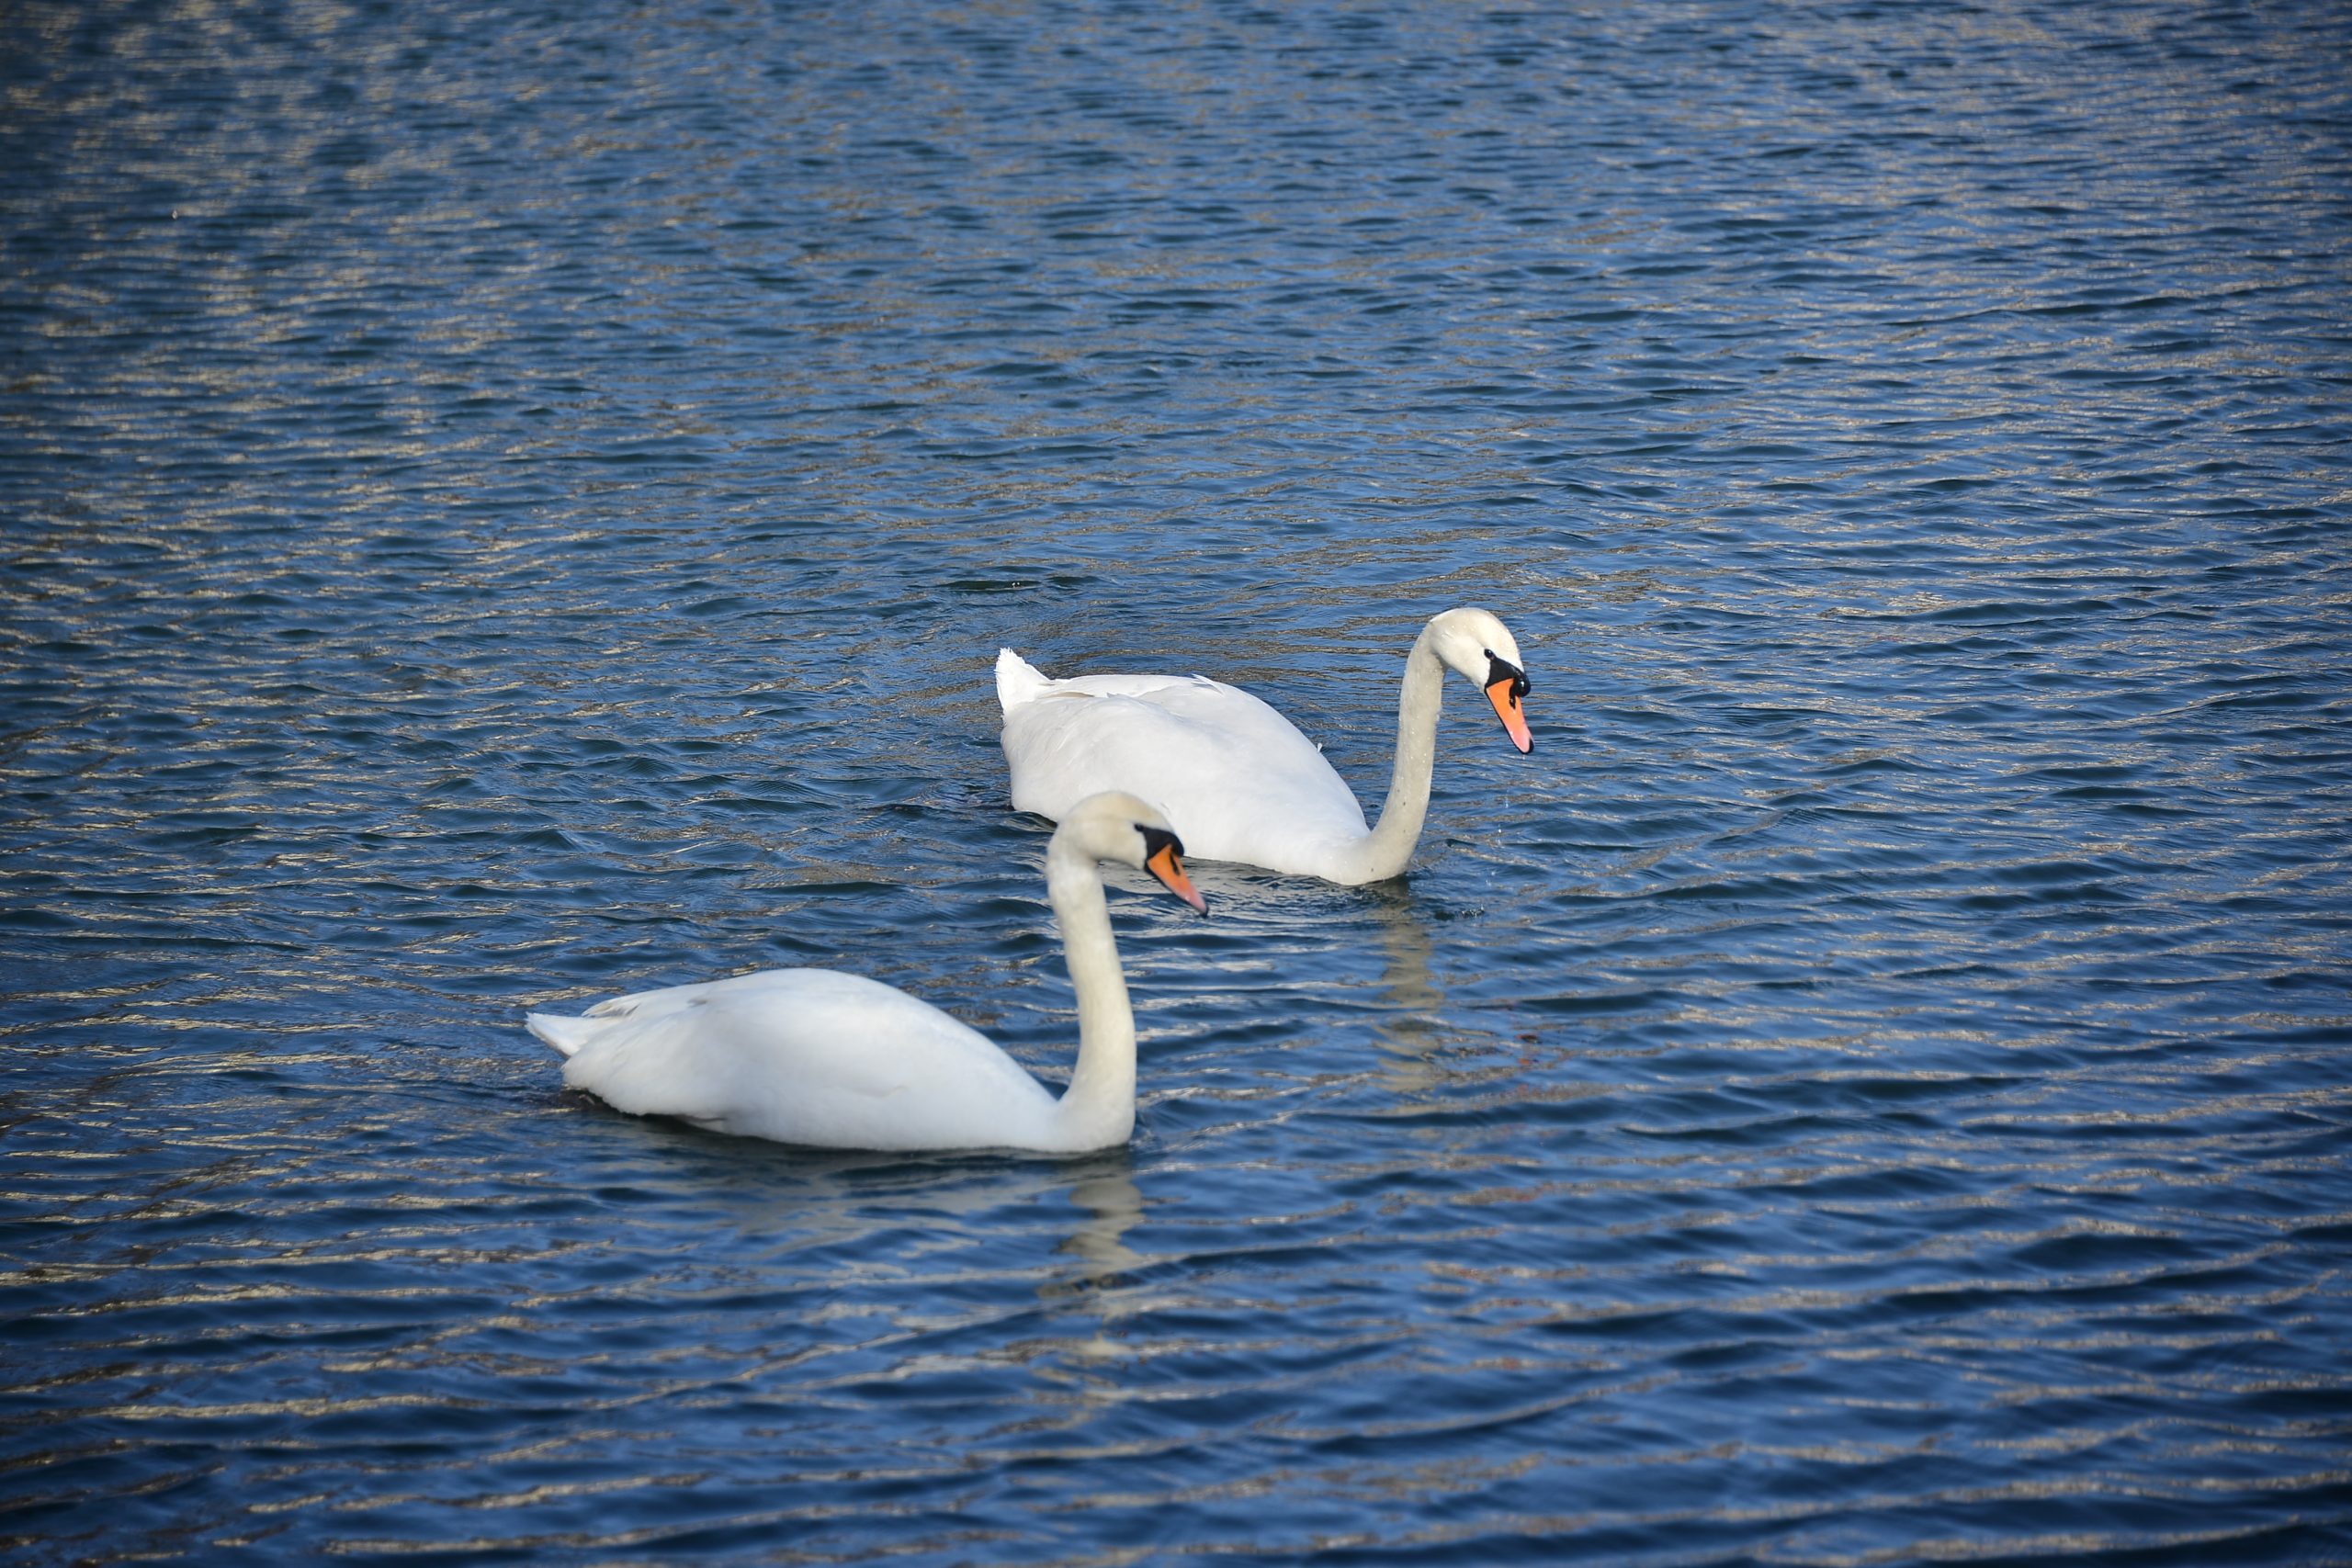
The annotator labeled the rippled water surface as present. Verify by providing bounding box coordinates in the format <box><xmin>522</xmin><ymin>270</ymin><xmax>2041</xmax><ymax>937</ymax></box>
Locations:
<box><xmin>5</xmin><ymin>1</ymin><xmax>2351</xmax><ymax>1562</ymax></box>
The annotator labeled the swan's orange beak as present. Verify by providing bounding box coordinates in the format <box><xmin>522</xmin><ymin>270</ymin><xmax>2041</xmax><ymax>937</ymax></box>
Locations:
<box><xmin>1147</xmin><ymin>841</ymin><xmax>1208</xmax><ymax>915</ymax></box>
<box><xmin>1486</xmin><ymin>671</ymin><xmax>1533</xmax><ymax>754</ymax></box>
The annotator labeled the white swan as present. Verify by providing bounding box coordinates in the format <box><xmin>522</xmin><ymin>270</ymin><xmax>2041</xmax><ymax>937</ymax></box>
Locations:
<box><xmin>526</xmin><ymin>793</ymin><xmax>1205</xmax><ymax>1154</ymax></box>
<box><xmin>996</xmin><ymin>607</ymin><xmax>1532</xmax><ymax>886</ymax></box>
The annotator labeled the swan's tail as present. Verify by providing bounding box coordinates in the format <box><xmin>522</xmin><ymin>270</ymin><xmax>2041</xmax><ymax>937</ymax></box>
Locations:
<box><xmin>526</xmin><ymin>1012</ymin><xmax>594</xmax><ymax>1059</ymax></box>
<box><xmin>994</xmin><ymin>648</ymin><xmax>1051</xmax><ymax>715</ymax></box>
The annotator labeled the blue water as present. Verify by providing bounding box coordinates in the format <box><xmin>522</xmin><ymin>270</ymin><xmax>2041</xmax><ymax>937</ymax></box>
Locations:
<box><xmin>5</xmin><ymin>0</ymin><xmax>2350</xmax><ymax>1562</ymax></box>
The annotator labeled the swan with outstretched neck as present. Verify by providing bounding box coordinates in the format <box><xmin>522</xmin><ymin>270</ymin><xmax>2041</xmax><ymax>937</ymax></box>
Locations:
<box><xmin>527</xmin><ymin>792</ymin><xmax>1205</xmax><ymax>1154</ymax></box>
<box><xmin>996</xmin><ymin>607</ymin><xmax>1532</xmax><ymax>886</ymax></box>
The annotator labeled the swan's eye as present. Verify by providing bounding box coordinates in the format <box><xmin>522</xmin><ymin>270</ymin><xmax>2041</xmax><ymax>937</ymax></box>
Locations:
<box><xmin>1485</xmin><ymin>652</ymin><xmax>1529</xmax><ymax>700</ymax></box>
<box><xmin>1136</xmin><ymin>825</ymin><xmax>1184</xmax><ymax>861</ymax></box>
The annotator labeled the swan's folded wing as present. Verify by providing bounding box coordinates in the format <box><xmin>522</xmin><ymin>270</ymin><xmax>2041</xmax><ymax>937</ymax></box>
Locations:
<box><xmin>1001</xmin><ymin>679</ymin><xmax>1369</xmax><ymax>868</ymax></box>
<box><xmin>556</xmin><ymin>968</ymin><xmax>1059</xmax><ymax>1147</ymax></box>
<box><xmin>1037</xmin><ymin>670</ymin><xmax>1215</xmax><ymax>702</ymax></box>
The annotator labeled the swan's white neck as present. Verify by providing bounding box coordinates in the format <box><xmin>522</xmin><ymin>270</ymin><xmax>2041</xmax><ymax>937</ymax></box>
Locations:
<box><xmin>1043</xmin><ymin>836</ymin><xmax>1137</xmax><ymax>1151</ymax></box>
<box><xmin>1341</xmin><ymin>625</ymin><xmax>1448</xmax><ymax>884</ymax></box>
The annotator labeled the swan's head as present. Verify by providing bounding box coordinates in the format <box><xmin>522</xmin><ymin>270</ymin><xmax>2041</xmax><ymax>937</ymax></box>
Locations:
<box><xmin>1058</xmin><ymin>792</ymin><xmax>1208</xmax><ymax>916</ymax></box>
<box><xmin>1425</xmin><ymin>607</ymin><xmax>1533</xmax><ymax>755</ymax></box>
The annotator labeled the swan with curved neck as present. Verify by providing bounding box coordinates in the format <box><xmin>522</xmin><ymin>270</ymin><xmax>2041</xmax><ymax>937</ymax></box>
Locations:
<box><xmin>997</xmin><ymin>607</ymin><xmax>1532</xmax><ymax>886</ymax></box>
<box><xmin>526</xmin><ymin>793</ymin><xmax>1205</xmax><ymax>1154</ymax></box>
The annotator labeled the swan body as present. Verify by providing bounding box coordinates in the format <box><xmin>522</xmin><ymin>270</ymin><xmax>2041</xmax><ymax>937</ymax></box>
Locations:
<box><xmin>527</xmin><ymin>793</ymin><xmax>1204</xmax><ymax>1154</ymax></box>
<box><xmin>997</xmin><ymin>607</ymin><xmax>1532</xmax><ymax>886</ymax></box>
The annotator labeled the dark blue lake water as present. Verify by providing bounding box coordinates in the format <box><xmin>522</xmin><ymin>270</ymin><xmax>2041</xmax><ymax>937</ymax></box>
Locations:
<box><xmin>4</xmin><ymin>1</ymin><xmax>2349</xmax><ymax>1562</ymax></box>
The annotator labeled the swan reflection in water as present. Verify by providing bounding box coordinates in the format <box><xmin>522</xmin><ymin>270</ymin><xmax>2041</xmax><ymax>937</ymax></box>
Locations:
<box><xmin>1363</xmin><ymin>884</ymin><xmax>1452</xmax><ymax>1103</ymax></box>
<box><xmin>1036</xmin><ymin>1151</ymin><xmax>1151</xmax><ymax>1370</ymax></box>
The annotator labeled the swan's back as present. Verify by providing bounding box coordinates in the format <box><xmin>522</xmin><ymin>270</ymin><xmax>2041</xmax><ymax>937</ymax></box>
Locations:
<box><xmin>997</xmin><ymin>649</ymin><xmax>1369</xmax><ymax>874</ymax></box>
<box><xmin>533</xmin><ymin>968</ymin><xmax>1062</xmax><ymax>1151</ymax></box>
